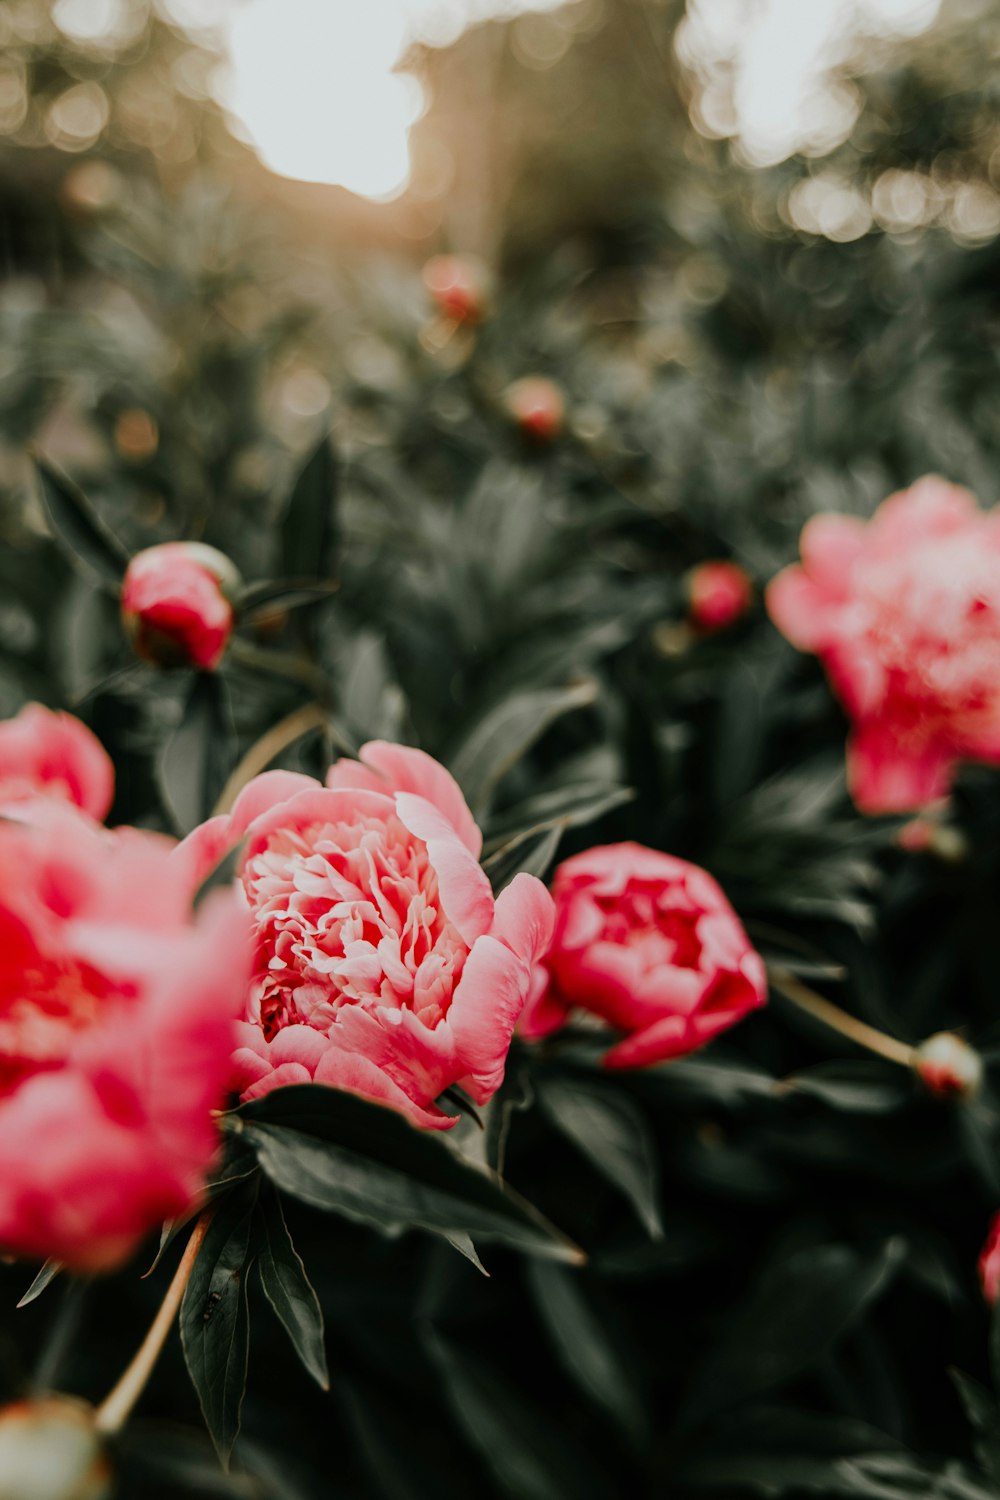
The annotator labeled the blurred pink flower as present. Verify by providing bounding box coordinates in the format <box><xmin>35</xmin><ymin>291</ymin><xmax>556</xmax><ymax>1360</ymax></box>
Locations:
<box><xmin>121</xmin><ymin>541</ymin><xmax>238</xmax><ymax>671</ymax></box>
<box><xmin>767</xmin><ymin>476</ymin><xmax>1000</xmax><ymax>813</ymax></box>
<box><xmin>0</xmin><ymin>703</ymin><xmax>113</xmax><ymax>820</ymax></box>
<box><xmin>688</xmin><ymin>560</ymin><xmax>753</xmax><ymax>633</ymax></box>
<box><xmin>979</xmin><ymin>1212</ymin><xmax>1000</xmax><ymax>1305</ymax></box>
<box><xmin>177</xmin><ymin>743</ymin><xmax>554</xmax><ymax>1130</ymax></box>
<box><xmin>521</xmin><ymin>842</ymin><xmax>766</xmax><ymax>1068</ymax></box>
<box><xmin>0</xmin><ymin>805</ymin><xmax>248</xmax><ymax>1271</ymax></box>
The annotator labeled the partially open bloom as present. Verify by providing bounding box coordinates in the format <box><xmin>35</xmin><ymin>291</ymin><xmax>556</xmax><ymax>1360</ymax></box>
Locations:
<box><xmin>0</xmin><ymin>805</ymin><xmax>248</xmax><ymax>1270</ymax></box>
<box><xmin>688</xmin><ymin>561</ymin><xmax>753</xmax><ymax>633</ymax></box>
<box><xmin>423</xmin><ymin>254</ymin><xmax>489</xmax><ymax>325</ymax></box>
<box><xmin>121</xmin><ymin>541</ymin><xmax>240</xmax><ymax>671</ymax></box>
<box><xmin>521</xmin><ymin>842</ymin><xmax>766</xmax><ymax>1068</ymax></box>
<box><xmin>979</xmin><ymin>1212</ymin><xmax>1000</xmax><ymax>1304</ymax></box>
<box><xmin>176</xmin><ymin>743</ymin><xmax>554</xmax><ymax>1129</ymax></box>
<box><xmin>767</xmin><ymin>476</ymin><xmax>1000</xmax><ymax>813</ymax></box>
<box><xmin>0</xmin><ymin>704</ymin><xmax>113</xmax><ymax>821</ymax></box>
<box><xmin>505</xmin><ymin>377</ymin><xmax>566</xmax><ymax>441</ymax></box>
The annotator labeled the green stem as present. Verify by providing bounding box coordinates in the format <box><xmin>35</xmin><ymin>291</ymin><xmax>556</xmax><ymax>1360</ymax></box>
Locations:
<box><xmin>768</xmin><ymin>966</ymin><xmax>916</xmax><ymax>1069</ymax></box>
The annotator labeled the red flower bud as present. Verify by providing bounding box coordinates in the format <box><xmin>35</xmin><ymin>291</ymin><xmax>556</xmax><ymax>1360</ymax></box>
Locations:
<box><xmin>121</xmin><ymin>542</ymin><xmax>240</xmax><ymax>671</ymax></box>
<box><xmin>0</xmin><ymin>1398</ymin><xmax>112</xmax><ymax>1500</ymax></box>
<box><xmin>688</xmin><ymin>561</ymin><xmax>753</xmax><ymax>633</ymax></box>
<box><xmin>915</xmin><ymin>1031</ymin><xmax>983</xmax><ymax>1100</ymax></box>
<box><xmin>505</xmin><ymin>377</ymin><xmax>566</xmax><ymax>442</ymax></box>
<box><xmin>422</xmin><ymin>254</ymin><xmax>488</xmax><ymax>325</ymax></box>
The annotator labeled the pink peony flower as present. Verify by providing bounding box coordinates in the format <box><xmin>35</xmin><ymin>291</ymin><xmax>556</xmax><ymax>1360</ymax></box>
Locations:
<box><xmin>0</xmin><ymin>703</ymin><xmax>113</xmax><ymax>820</ymax></box>
<box><xmin>0</xmin><ymin>804</ymin><xmax>249</xmax><ymax>1271</ymax></box>
<box><xmin>767</xmin><ymin>476</ymin><xmax>1000</xmax><ymax>813</ymax></box>
<box><xmin>688</xmin><ymin>560</ymin><xmax>753</xmax><ymax>633</ymax></box>
<box><xmin>521</xmin><ymin>842</ymin><xmax>766</xmax><ymax>1068</ymax></box>
<box><xmin>175</xmin><ymin>743</ymin><xmax>554</xmax><ymax>1130</ymax></box>
<box><xmin>121</xmin><ymin>541</ymin><xmax>240</xmax><ymax>671</ymax></box>
<box><xmin>979</xmin><ymin>1212</ymin><xmax>1000</xmax><ymax>1305</ymax></box>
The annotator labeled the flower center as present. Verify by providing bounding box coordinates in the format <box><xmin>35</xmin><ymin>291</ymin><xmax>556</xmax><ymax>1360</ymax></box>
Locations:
<box><xmin>243</xmin><ymin>811</ymin><xmax>470</xmax><ymax>1041</ymax></box>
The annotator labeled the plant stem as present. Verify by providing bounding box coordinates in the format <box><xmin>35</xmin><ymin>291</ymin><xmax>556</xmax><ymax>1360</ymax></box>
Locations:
<box><xmin>212</xmin><ymin>703</ymin><xmax>328</xmax><ymax>816</ymax></box>
<box><xmin>768</xmin><ymin>966</ymin><xmax>916</xmax><ymax>1069</ymax></box>
<box><xmin>93</xmin><ymin>1211</ymin><xmax>211</xmax><ymax>1436</ymax></box>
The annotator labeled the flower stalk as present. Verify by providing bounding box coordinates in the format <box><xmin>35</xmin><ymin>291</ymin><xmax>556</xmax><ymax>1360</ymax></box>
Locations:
<box><xmin>768</xmin><ymin>966</ymin><xmax>916</xmax><ymax>1069</ymax></box>
<box><xmin>93</xmin><ymin>1210</ymin><xmax>212</xmax><ymax>1436</ymax></box>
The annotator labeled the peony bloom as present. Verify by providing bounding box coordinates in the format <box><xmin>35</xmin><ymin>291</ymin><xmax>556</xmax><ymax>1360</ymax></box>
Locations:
<box><xmin>767</xmin><ymin>476</ymin><xmax>1000</xmax><ymax>813</ymax></box>
<box><xmin>0</xmin><ymin>704</ymin><xmax>113</xmax><ymax>821</ymax></box>
<box><xmin>0</xmin><ymin>805</ymin><xmax>248</xmax><ymax>1271</ymax></box>
<box><xmin>521</xmin><ymin>842</ymin><xmax>766</xmax><ymax>1068</ymax></box>
<box><xmin>505</xmin><ymin>377</ymin><xmax>566</xmax><ymax>442</ymax></box>
<box><xmin>688</xmin><ymin>560</ymin><xmax>753</xmax><ymax>633</ymax></box>
<box><xmin>422</xmin><ymin>254</ymin><xmax>488</xmax><ymax>325</ymax></box>
<box><xmin>979</xmin><ymin>1212</ymin><xmax>1000</xmax><ymax>1305</ymax></box>
<box><xmin>175</xmin><ymin>743</ymin><xmax>554</xmax><ymax>1130</ymax></box>
<box><xmin>121</xmin><ymin>541</ymin><xmax>240</xmax><ymax>671</ymax></box>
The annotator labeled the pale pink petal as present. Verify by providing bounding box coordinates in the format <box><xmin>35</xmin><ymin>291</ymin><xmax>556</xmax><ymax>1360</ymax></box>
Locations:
<box><xmin>799</xmin><ymin>514</ymin><xmax>867</xmax><ymax>598</ymax></box>
<box><xmin>847</xmin><ymin>721</ymin><xmax>956</xmax><ymax>814</ymax></box>
<box><xmin>329</xmin><ymin>742</ymin><xmax>482</xmax><ymax>858</ymax></box>
<box><xmin>313</xmin><ymin>1045</ymin><xmax>453</xmax><ymax>1129</ymax></box>
<box><xmin>393</xmin><ymin>792</ymin><xmax>494</xmax><ymax>946</ymax></box>
<box><xmin>766</xmin><ymin>566</ymin><xmax>845</xmax><ymax>651</ymax></box>
<box><xmin>445</xmin><ymin>934</ymin><xmax>532</xmax><ymax>1104</ymax></box>
<box><xmin>489</xmin><ymin>872</ymin><xmax>555</xmax><ymax>965</ymax></box>
<box><xmin>229</xmin><ymin>770</ymin><xmax>320</xmax><ymax>839</ymax></box>
<box><xmin>242</xmin><ymin>1061</ymin><xmax>314</xmax><ymax>1100</ymax></box>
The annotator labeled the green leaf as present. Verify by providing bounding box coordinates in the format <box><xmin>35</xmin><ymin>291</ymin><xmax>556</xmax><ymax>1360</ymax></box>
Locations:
<box><xmin>232</xmin><ymin>1084</ymin><xmax>581</xmax><ymax>1262</ymax></box>
<box><xmin>424</xmin><ymin>1329</ymin><xmax>609</xmax><ymax>1500</ymax></box>
<box><xmin>680</xmin><ymin>1239</ymin><xmax>906</xmax><ymax>1427</ymax></box>
<box><xmin>256</xmin><ymin>1190</ymin><xmax>329</xmax><ymax>1390</ymax></box>
<box><xmin>281</xmin><ymin>437</ymin><xmax>339</xmax><ymax>581</ymax></box>
<box><xmin>484</xmin><ymin>781</ymin><xmax>634</xmax><ymax>848</ymax></box>
<box><xmin>951</xmin><ymin>1369</ymin><xmax>1000</xmax><ymax>1482</ymax></box>
<box><xmin>482</xmin><ymin>824</ymin><xmax>564</xmax><ymax>895</ymax></box>
<box><xmin>159</xmin><ymin>673</ymin><xmax>234</xmax><ymax>836</ymax></box>
<box><xmin>237</xmin><ymin>578</ymin><xmax>338</xmax><ymax>620</ymax></box>
<box><xmin>535</xmin><ymin>1072</ymin><xmax>662</xmax><ymax>1238</ymax></box>
<box><xmin>179</xmin><ymin>1192</ymin><xmax>256</xmax><ymax>1468</ymax></box>
<box><xmin>448</xmin><ymin>682</ymin><xmax>598</xmax><ymax>818</ymax></box>
<box><xmin>526</xmin><ymin>1260</ymin><xmax>646</xmax><ymax>1442</ymax></box>
<box><xmin>16</xmin><ymin>1258</ymin><xmax>63</xmax><ymax>1309</ymax></box>
<box><xmin>33</xmin><ymin>457</ymin><xmax>129</xmax><ymax>585</ymax></box>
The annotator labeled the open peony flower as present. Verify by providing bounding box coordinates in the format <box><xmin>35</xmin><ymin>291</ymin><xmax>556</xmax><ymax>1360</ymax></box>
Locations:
<box><xmin>121</xmin><ymin>541</ymin><xmax>240</xmax><ymax>671</ymax></box>
<box><xmin>0</xmin><ymin>703</ymin><xmax>113</xmax><ymax>821</ymax></box>
<box><xmin>521</xmin><ymin>842</ymin><xmax>766</xmax><ymax>1068</ymax></box>
<box><xmin>767</xmin><ymin>476</ymin><xmax>1000</xmax><ymax>813</ymax></box>
<box><xmin>0</xmin><ymin>805</ymin><xmax>249</xmax><ymax>1271</ymax></box>
<box><xmin>175</xmin><ymin>742</ymin><xmax>554</xmax><ymax>1130</ymax></box>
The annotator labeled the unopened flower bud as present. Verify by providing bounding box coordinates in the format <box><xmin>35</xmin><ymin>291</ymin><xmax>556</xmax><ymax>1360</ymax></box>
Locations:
<box><xmin>915</xmin><ymin>1031</ymin><xmax>983</xmax><ymax>1100</ymax></box>
<box><xmin>121</xmin><ymin>542</ymin><xmax>241</xmax><ymax>671</ymax></box>
<box><xmin>980</xmin><ymin>1211</ymin><xmax>1000</xmax><ymax>1304</ymax></box>
<box><xmin>422</xmin><ymin>254</ymin><xmax>489</xmax><ymax>325</ymax></box>
<box><xmin>504</xmin><ymin>377</ymin><xmax>565</xmax><ymax>442</ymax></box>
<box><xmin>688</xmin><ymin>561</ymin><xmax>753</xmax><ymax>633</ymax></box>
<box><xmin>0</xmin><ymin>1397</ymin><xmax>111</xmax><ymax>1500</ymax></box>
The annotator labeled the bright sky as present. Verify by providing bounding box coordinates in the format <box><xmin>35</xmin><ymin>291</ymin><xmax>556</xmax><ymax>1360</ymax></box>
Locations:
<box><xmin>154</xmin><ymin>0</ymin><xmax>943</xmax><ymax>198</ymax></box>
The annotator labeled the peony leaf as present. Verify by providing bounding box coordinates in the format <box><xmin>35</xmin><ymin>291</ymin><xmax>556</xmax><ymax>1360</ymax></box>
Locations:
<box><xmin>482</xmin><ymin>824</ymin><xmax>564</xmax><ymax>895</ymax></box>
<box><xmin>237</xmin><ymin>577</ymin><xmax>338</xmax><ymax>621</ymax></box>
<box><xmin>16</xmin><ymin>1258</ymin><xmax>63</xmax><ymax>1309</ymax></box>
<box><xmin>158</xmin><ymin>672</ymin><xmax>234</xmax><ymax>835</ymax></box>
<box><xmin>179</xmin><ymin>1189</ymin><xmax>256</xmax><ymax>1469</ymax></box>
<box><xmin>231</xmin><ymin>1084</ymin><xmax>581</xmax><ymax>1263</ymax></box>
<box><xmin>448</xmin><ymin>682</ymin><xmax>598</xmax><ymax>819</ymax></box>
<box><xmin>33</xmin><ymin>456</ymin><xmax>129</xmax><ymax>586</ymax></box>
<box><xmin>281</xmin><ymin>437</ymin><xmax>339</xmax><ymax>583</ymax></box>
<box><xmin>535</xmin><ymin>1072</ymin><xmax>663</xmax><ymax>1239</ymax></box>
<box><xmin>255</xmin><ymin>1189</ymin><xmax>329</xmax><ymax>1390</ymax></box>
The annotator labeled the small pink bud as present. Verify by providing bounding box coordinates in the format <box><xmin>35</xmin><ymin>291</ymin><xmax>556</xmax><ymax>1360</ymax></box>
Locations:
<box><xmin>0</xmin><ymin>1397</ymin><xmax>111</xmax><ymax>1500</ymax></box>
<box><xmin>121</xmin><ymin>541</ymin><xmax>240</xmax><ymax>671</ymax></box>
<box><xmin>688</xmin><ymin>561</ymin><xmax>753</xmax><ymax>633</ymax></box>
<box><xmin>504</xmin><ymin>377</ymin><xmax>566</xmax><ymax>441</ymax></box>
<box><xmin>915</xmin><ymin>1031</ymin><xmax>983</xmax><ymax>1100</ymax></box>
<box><xmin>422</xmin><ymin>254</ymin><xmax>489</xmax><ymax>325</ymax></box>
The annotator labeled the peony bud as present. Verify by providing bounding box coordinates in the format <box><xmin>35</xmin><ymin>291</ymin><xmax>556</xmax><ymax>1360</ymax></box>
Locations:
<box><xmin>422</xmin><ymin>254</ymin><xmax>489</xmax><ymax>325</ymax></box>
<box><xmin>121</xmin><ymin>541</ymin><xmax>241</xmax><ymax>671</ymax></box>
<box><xmin>504</xmin><ymin>377</ymin><xmax>565</xmax><ymax>442</ymax></box>
<box><xmin>688</xmin><ymin>561</ymin><xmax>753</xmax><ymax>633</ymax></box>
<box><xmin>0</xmin><ymin>1398</ymin><xmax>112</xmax><ymax>1500</ymax></box>
<box><xmin>979</xmin><ymin>1212</ymin><xmax>1000</xmax><ymax>1305</ymax></box>
<box><xmin>915</xmin><ymin>1032</ymin><xmax>983</xmax><ymax>1100</ymax></box>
